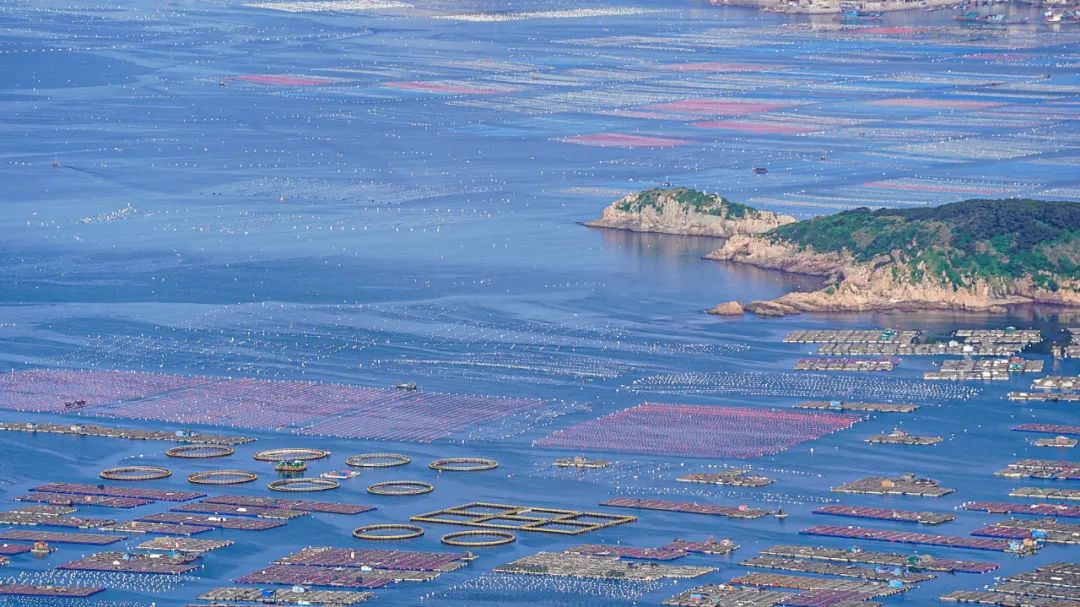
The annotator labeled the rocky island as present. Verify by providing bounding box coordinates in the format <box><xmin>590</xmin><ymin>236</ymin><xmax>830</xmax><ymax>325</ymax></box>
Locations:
<box><xmin>589</xmin><ymin>189</ymin><xmax>1080</xmax><ymax>316</ymax></box>
<box><xmin>586</xmin><ymin>188</ymin><xmax>796</xmax><ymax>238</ymax></box>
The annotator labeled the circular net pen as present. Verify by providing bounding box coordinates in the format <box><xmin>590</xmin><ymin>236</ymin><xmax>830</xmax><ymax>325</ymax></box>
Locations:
<box><xmin>367</xmin><ymin>480</ymin><xmax>434</xmax><ymax>496</ymax></box>
<box><xmin>352</xmin><ymin>524</ymin><xmax>425</xmax><ymax>541</ymax></box>
<box><xmin>429</xmin><ymin>457</ymin><xmax>498</xmax><ymax>472</ymax></box>
<box><xmin>253</xmin><ymin>448</ymin><xmax>330</xmax><ymax>462</ymax></box>
<box><xmin>100</xmin><ymin>466</ymin><xmax>172</xmax><ymax>481</ymax></box>
<box><xmin>188</xmin><ymin>469</ymin><xmax>259</xmax><ymax>485</ymax></box>
<box><xmin>346</xmin><ymin>453</ymin><xmax>411</xmax><ymax>468</ymax></box>
<box><xmin>441</xmin><ymin>530</ymin><xmax>515</xmax><ymax>547</ymax></box>
<box><xmin>166</xmin><ymin>444</ymin><xmax>235</xmax><ymax>459</ymax></box>
<box><xmin>268</xmin><ymin>478</ymin><xmax>339</xmax><ymax>492</ymax></box>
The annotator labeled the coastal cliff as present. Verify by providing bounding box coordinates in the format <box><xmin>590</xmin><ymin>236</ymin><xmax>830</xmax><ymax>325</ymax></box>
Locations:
<box><xmin>591</xmin><ymin>190</ymin><xmax>1080</xmax><ymax>316</ymax></box>
<box><xmin>586</xmin><ymin>188</ymin><xmax>796</xmax><ymax>238</ymax></box>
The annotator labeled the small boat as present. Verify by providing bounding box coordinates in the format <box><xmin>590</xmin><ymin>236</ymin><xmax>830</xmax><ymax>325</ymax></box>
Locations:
<box><xmin>395</xmin><ymin>382</ymin><xmax>417</xmax><ymax>391</ymax></box>
<box><xmin>31</xmin><ymin>541</ymin><xmax>52</xmax><ymax>556</ymax></box>
<box><xmin>954</xmin><ymin>10</ymin><xmax>980</xmax><ymax>21</ymax></box>
<box><xmin>752</xmin><ymin>167</ymin><xmax>769</xmax><ymax>175</ymax></box>
<box><xmin>775</xmin><ymin>508</ymin><xmax>789</xmax><ymax>519</ymax></box>
<box><xmin>321</xmin><ymin>469</ymin><xmax>361</xmax><ymax>480</ymax></box>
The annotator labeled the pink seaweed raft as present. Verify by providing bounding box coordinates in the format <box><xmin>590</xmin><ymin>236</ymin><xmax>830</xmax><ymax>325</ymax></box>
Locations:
<box><xmin>382</xmin><ymin>81</ymin><xmax>509</xmax><ymax>95</ymax></box>
<box><xmin>534</xmin><ymin>402</ymin><xmax>861</xmax><ymax>459</ymax></box>
<box><xmin>560</xmin><ymin>133</ymin><xmax>694</xmax><ymax>148</ymax></box>
<box><xmin>692</xmin><ymin>120</ymin><xmax>817</xmax><ymax>135</ymax></box>
<box><xmin>231</xmin><ymin>74</ymin><xmax>338</xmax><ymax>86</ymax></box>
<box><xmin>645</xmin><ymin>99</ymin><xmax>792</xmax><ymax>116</ymax></box>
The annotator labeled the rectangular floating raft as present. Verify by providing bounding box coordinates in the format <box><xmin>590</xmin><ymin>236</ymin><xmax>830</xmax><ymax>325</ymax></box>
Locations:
<box><xmin>171</xmin><ymin>502</ymin><xmax>307</xmax><ymax>519</ymax></box>
<box><xmin>0</xmin><ymin>530</ymin><xmax>126</xmax><ymax>545</ymax></box>
<box><xmin>33</xmin><ymin>482</ymin><xmax>205</xmax><ymax>502</ymax></box>
<box><xmin>204</xmin><ymin>494</ymin><xmax>373</xmax><ymax>515</ymax></box>
<box><xmin>760</xmin><ymin>544</ymin><xmax>997</xmax><ymax>574</ymax></box>
<box><xmin>60</xmin><ymin>550</ymin><xmax>200</xmax><ymax>575</ymax></box>
<box><xmin>814</xmin><ymin>505</ymin><xmax>954</xmax><ymax>525</ymax></box>
<box><xmin>17</xmin><ymin>492</ymin><xmax>152</xmax><ymax>508</ymax></box>
<box><xmin>236</xmin><ymin>564</ymin><xmax>393</xmax><ymax>590</ymax></box>
<box><xmin>102</xmin><ymin>521</ymin><xmax>213</xmax><ymax>536</ymax></box>
<box><xmin>0</xmin><ymin>584</ymin><xmax>105</xmax><ymax>598</ymax></box>
<box><xmin>962</xmin><ymin>501</ymin><xmax>1080</xmax><ymax>518</ymax></box>
<box><xmin>800</xmin><ymin>525</ymin><xmax>1013</xmax><ymax>552</ymax></box>
<box><xmin>601</xmin><ymin>497</ymin><xmax>771</xmax><ymax>519</ymax></box>
<box><xmin>138</xmin><ymin>512</ymin><xmax>286</xmax><ymax>531</ymax></box>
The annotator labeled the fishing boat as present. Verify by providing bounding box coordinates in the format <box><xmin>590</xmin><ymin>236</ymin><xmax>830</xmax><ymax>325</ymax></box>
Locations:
<box><xmin>321</xmin><ymin>469</ymin><xmax>361</xmax><ymax>479</ymax></box>
<box><xmin>395</xmin><ymin>382</ymin><xmax>417</xmax><ymax>391</ymax></box>
<box><xmin>752</xmin><ymin>167</ymin><xmax>769</xmax><ymax>175</ymax></box>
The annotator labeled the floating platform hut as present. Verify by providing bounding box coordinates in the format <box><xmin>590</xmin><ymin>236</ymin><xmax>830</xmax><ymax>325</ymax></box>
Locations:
<box><xmin>677</xmin><ymin>468</ymin><xmax>774</xmax><ymax>488</ymax></box>
<box><xmin>865</xmin><ymin>429</ymin><xmax>942</xmax><ymax>446</ymax></box>
<box><xmin>554</xmin><ymin>456</ymin><xmax>610</xmax><ymax>469</ymax></box>
<box><xmin>833</xmin><ymin>474</ymin><xmax>954</xmax><ymax>497</ymax></box>
<box><xmin>1034</xmin><ymin>436</ymin><xmax>1078</xmax><ymax>448</ymax></box>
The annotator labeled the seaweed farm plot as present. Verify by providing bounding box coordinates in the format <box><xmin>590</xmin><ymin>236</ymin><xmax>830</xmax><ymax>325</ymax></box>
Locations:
<box><xmin>534</xmin><ymin>403</ymin><xmax>861</xmax><ymax>459</ymax></box>
<box><xmin>495</xmin><ymin>551</ymin><xmax>713</xmax><ymax>581</ymax></box>
<box><xmin>411</xmin><ymin>502</ymin><xmax>635</xmax><ymax>535</ymax></box>
<box><xmin>0</xmin><ymin>370</ymin><xmax>550</xmax><ymax>443</ymax></box>
<box><xmin>201</xmin><ymin>494</ymin><xmax>372</xmax><ymax>515</ymax></box>
<box><xmin>940</xmin><ymin>562</ymin><xmax>1080</xmax><ymax>606</ymax></box>
<box><xmin>0</xmin><ymin>530</ymin><xmax>126</xmax><ymax>545</ymax></box>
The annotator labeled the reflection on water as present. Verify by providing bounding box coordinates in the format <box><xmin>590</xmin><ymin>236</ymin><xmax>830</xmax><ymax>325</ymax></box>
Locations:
<box><xmin>590</xmin><ymin>226</ymin><xmax>826</xmax><ymax>297</ymax></box>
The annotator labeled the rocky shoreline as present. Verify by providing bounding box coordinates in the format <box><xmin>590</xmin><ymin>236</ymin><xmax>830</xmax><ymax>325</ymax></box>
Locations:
<box><xmin>588</xmin><ymin>189</ymin><xmax>1080</xmax><ymax>318</ymax></box>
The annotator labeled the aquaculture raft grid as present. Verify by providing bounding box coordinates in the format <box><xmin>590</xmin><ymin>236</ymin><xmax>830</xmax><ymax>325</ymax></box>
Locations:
<box><xmin>0</xmin><ymin>530</ymin><xmax>126</xmax><ymax>545</ymax></box>
<box><xmin>534</xmin><ymin>403</ymin><xmax>861</xmax><ymax>459</ymax></box>
<box><xmin>760</xmin><ymin>545</ymin><xmax>998</xmax><ymax>574</ymax></box>
<box><xmin>800</xmin><ymin>525</ymin><xmax>1013</xmax><ymax>552</ymax></box>
<box><xmin>0</xmin><ymin>584</ymin><xmax>105</xmax><ymax>598</ymax></box>
<box><xmin>203</xmin><ymin>494</ymin><xmax>372</xmax><ymax>514</ymax></box>
<box><xmin>814</xmin><ymin>505</ymin><xmax>955</xmax><ymax>525</ymax></box>
<box><xmin>962</xmin><ymin>501</ymin><xmax>1080</xmax><ymax>518</ymax></box>
<box><xmin>33</xmin><ymin>482</ymin><xmax>205</xmax><ymax>502</ymax></box>
<box><xmin>0</xmin><ymin>369</ymin><xmax>548</xmax><ymax>443</ymax></box>
<box><xmin>411</xmin><ymin>501</ymin><xmax>635</xmax><ymax>535</ymax></box>
<box><xmin>602</xmin><ymin>497</ymin><xmax>772</xmax><ymax>519</ymax></box>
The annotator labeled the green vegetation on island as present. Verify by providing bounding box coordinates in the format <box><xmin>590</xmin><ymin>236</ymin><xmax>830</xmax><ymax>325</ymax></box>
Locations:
<box><xmin>614</xmin><ymin>187</ymin><xmax>759</xmax><ymax>220</ymax></box>
<box><xmin>769</xmin><ymin>199</ymin><xmax>1080</xmax><ymax>292</ymax></box>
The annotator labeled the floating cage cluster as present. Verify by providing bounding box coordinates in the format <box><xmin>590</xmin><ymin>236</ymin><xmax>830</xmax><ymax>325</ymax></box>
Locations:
<box><xmin>268</xmin><ymin>478</ymin><xmax>340</xmax><ymax>492</ymax></box>
<box><xmin>99</xmin><ymin>466</ymin><xmax>172</xmax><ymax>481</ymax></box>
<box><xmin>353</xmin><ymin>524</ymin><xmax>425</xmax><ymax>541</ymax></box>
<box><xmin>368</xmin><ymin>480</ymin><xmax>434</xmax><ymax>496</ymax></box>
<box><xmin>187</xmin><ymin>469</ymin><xmax>259</xmax><ymax>485</ymax></box>
<box><xmin>346</xmin><ymin>452</ymin><xmax>411</xmax><ymax>468</ymax></box>
<box><xmin>166</xmin><ymin>444</ymin><xmax>235</xmax><ymax>458</ymax></box>
<box><xmin>429</xmin><ymin>457</ymin><xmax>498</xmax><ymax>472</ymax></box>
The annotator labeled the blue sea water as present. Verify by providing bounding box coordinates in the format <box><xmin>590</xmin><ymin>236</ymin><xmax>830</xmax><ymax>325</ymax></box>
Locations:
<box><xmin>0</xmin><ymin>0</ymin><xmax>1079</xmax><ymax>605</ymax></box>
